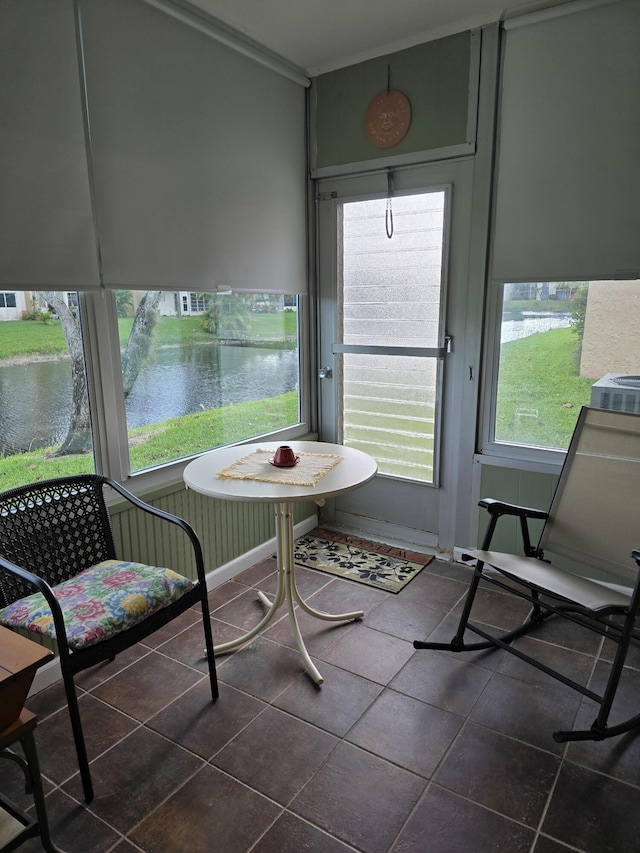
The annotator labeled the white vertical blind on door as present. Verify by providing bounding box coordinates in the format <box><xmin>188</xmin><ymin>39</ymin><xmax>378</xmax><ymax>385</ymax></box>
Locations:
<box><xmin>80</xmin><ymin>0</ymin><xmax>308</xmax><ymax>293</ymax></box>
<box><xmin>491</xmin><ymin>0</ymin><xmax>640</xmax><ymax>283</ymax></box>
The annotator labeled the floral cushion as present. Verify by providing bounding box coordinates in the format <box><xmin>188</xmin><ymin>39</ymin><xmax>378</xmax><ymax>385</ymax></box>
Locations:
<box><xmin>0</xmin><ymin>560</ymin><xmax>194</xmax><ymax>650</ymax></box>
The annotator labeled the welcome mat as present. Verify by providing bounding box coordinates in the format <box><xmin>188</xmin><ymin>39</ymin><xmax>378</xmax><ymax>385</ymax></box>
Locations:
<box><xmin>293</xmin><ymin>527</ymin><xmax>433</xmax><ymax>593</ymax></box>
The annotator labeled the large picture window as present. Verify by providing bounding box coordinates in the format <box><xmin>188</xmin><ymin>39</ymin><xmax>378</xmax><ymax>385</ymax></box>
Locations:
<box><xmin>116</xmin><ymin>290</ymin><xmax>301</xmax><ymax>473</ymax></box>
<box><xmin>492</xmin><ymin>280</ymin><xmax>640</xmax><ymax>453</ymax></box>
<box><xmin>0</xmin><ymin>289</ymin><xmax>303</xmax><ymax>491</ymax></box>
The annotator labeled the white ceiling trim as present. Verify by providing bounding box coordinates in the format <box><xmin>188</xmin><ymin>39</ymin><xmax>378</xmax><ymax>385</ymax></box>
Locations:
<box><xmin>309</xmin><ymin>14</ymin><xmax>500</xmax><ymax>76</ymax></box>
<box><xmin>141</xmin><ymin>0</ymin><xmax>585</xmax><ymax>79</ymax></box>
<box><xmin>503</xmin><ymin>0</ymin><xmax>619</xmax><ymax>28</ymax></box>
<box><xmin>141</xmin><ymin>0</ymin><xmax>310</xmax><ymax>85</ymax></box>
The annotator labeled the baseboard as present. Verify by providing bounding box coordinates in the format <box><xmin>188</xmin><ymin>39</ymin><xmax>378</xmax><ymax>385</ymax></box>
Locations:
<box><xmin>332</xmin><ymin>512</ymin><xmax>440</xmax><ymax>555</ymax></box>
<box><xmin>453</xmin><ymin>546</ymin><xmax>475</xmax><ymax>564</ymax></box>
<box><xmin>29</xmin><ymin>513</ymin><xmax>318</xmax><ymax>697</ymax></box>
<box><xmin>29</xmin><ymin>655</ymin><xmax>63</xmax><ymax>695</ymax></box>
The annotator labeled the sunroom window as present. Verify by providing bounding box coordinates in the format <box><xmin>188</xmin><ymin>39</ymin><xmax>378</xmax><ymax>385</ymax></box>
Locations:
<box><xmin>493</xmin><ymin>280</ymin><xmax>640</xmax><ymax>452</ymax></box>
<box><xmin>0</xmin><ymin>291</ymin><xmax>95</xmax><ymax>491</ymax></box>
<box><xmin>0</xmin><ymin>289</ymin><xmax>302</xmax><ymax>490</ymax></box>
<box><xmin>115</xmin><ymin>290</ymin><xmax>300</xmax><ymax>474</ymax></box>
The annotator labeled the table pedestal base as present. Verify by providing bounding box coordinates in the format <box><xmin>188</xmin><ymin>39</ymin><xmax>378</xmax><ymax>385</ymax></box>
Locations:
<box><xmin>213</xmin><ymin>503</ymin><xmax>362</xmax><ymax>684</ymax></box>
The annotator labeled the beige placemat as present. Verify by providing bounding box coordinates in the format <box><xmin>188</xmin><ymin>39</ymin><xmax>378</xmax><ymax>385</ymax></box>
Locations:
<box><xmin>217</xmin><ymin>449</ymin><xmax>341</xmax><ymax>486</ymax></box>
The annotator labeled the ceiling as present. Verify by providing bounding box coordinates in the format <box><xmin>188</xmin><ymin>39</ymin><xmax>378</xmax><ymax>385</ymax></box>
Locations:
<box><xmin>183</xmin><ymin>0</ymin><xmax>571</xmax><ymax>75</ymax></box>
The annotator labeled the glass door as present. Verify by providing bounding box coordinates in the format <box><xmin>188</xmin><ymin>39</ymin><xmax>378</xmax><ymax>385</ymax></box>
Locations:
<box><xmin>338</xmin><ymin>190</ymin><xmax>447</xmax><ymax>484</ymax></box>
<box><xmin>316</xmin><ymin>161</ymin><xmax>474</xmax><ymax>549</ymax></box>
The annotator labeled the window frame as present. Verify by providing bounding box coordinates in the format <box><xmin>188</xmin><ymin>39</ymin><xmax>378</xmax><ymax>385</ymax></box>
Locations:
<box><xmin>480</xmin><ymin>276</ymin><xmax>640</xmax><ymax>469</ymax></box>
<box><xmin>79</xmin><ymin>288</ymin><xmax>311</xmax><ymax>493</ymax></box>
<box><xmin>336</xmin><ymin>187</ymin><xmax>451</xmax><ymax>487</ymax></box>
<box><xmin>0</xmin><ymin>292</ymin><xmax>17</xmax><ymax>309</ymax></box>
<box><xmin>478</xmin><ymin>281</ymin><xmax>568</xmax><ymax>470</ymax></box>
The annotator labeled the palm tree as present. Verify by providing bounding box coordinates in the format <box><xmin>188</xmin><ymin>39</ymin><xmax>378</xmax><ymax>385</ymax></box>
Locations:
<box><xmin>200</xmin><ymin>292</ymin><xmax>250</xmax><ymax>340</ymax></box>
<box><xmin>116</xmin><ymin>289</ymin><xmax>134</xmax><ymax>317</ymax></box>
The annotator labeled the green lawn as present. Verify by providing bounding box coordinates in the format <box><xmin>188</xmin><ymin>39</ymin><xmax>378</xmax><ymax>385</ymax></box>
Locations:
<box><xmin>0</xmin><ymin>311</ymin><xmax>298</xmax><ymax>361</ymax></box>
<box><xmin>496</xmin><ymin>327</ymin><xmax>594</xmax><ymax>449</ymax></box>
<box><xmin>0</xmin><ymin>318</ymin><xmax>67</xmax><ymax>359</ymax></box>
<box><xmin>128</xmin><ymin>392</ymin><xmax>299</xmax><ymax>470</ymax></box>
<box><xmin>118</xmin><ymin>312</ymin><xmax>297</xmax><ymax>347</ymax></box>
<box><xmin>0</xmin><ymin>392</ymin><xmax>299</xmax><ymax>492</ymax></box>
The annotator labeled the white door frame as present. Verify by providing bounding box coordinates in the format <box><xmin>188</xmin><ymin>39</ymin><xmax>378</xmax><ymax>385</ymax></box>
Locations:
<box><xmin>315</xmin><ymin>159</ymin><xmax>476</xmax><ymax>555</ymax></box>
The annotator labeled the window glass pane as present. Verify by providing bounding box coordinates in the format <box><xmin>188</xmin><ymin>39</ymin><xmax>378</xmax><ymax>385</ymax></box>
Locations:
<box><xmin>0</xmin><ymin>293</ymin><xmax>17</xmax><ymax>309</ymax></box>
<box><xmin>0</xmin><ymin>291</ymin><xmax>95</xmax><ymax>491</ymax></box>
<box><xmin>343</xmin><ymin>353</ymin><xmax>437</xmax><ymax>481</ymax></box>
<box><xmin>116</xmin><ymin>290</ymin><xmax>300</xmax><ymax>473</ymax></box>
<box><xmin>342</xmin><ymin>193</ymin><xmax>445</xmax><ymax>348</ymax></box>
<box><xmin>340</xmin><ymin>192</ymin><xmax>445</xmax><ymax>483</ymax></box>
<box><xmin>495</xmin><ymin>280</ymin><xmax>640</xmax><ymax>450</ymax></box>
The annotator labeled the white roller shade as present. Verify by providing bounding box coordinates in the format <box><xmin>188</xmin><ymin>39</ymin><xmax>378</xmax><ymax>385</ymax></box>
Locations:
<box><xmin>0</xmin><ymin>0</ymin><xmax>100</xmax><ymax>289</ymax></box>
<box><xmin>80</xmin><ymin>0</ymin><xmax>308</xmax><ymax>293</ymax></box>
<box><xmin>492</xmin><ymin>0</ymin><xmax>640</xmax><ymax>283</ymax></box>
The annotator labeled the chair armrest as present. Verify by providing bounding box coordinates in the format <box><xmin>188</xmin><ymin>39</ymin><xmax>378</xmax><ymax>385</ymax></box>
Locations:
<box><xmin>0</xmin><ymin>557</ymin><xmax>70</xmax><ymax>652</ymax></box>
<box><xmin>478</xmin><ymin>499</ymin><xmax>548</xmax><ymax>556</ymax></box>
<box><xmin>479</xmin><ymin>498</ymin><xmax>548</xmax><ymax>520</ymax></box>
<box><xmin>102</xmin><ymin>477</ymin><xmax>207</xmax><ymax>585</ymax></box>
<box><xmin>632</xmin><ymin>549</ymin><xmax>640</xmax><ymax>563</ymax></box>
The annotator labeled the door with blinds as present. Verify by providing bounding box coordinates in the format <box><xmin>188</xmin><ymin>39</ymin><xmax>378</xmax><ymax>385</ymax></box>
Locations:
<box><xmin>337</xmin><ymin>190</ymin><xmax>447</xmax><ymax>483</ymax></box>
<box><xmin>316</xmin><ymin>162</ymin><xmax>474</xmax><ymax>548</ymax></box>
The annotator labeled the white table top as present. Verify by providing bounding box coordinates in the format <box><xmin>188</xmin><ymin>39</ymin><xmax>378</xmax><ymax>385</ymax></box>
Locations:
<box><xmin>183</xmin><ymin>440</ymin><xmax>377</xmax><ymax>504</ymax></box>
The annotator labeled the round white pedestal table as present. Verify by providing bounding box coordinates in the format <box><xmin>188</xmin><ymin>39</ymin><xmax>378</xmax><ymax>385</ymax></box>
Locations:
<box><xmin>183</xmin><ymin>441</ymin><xmax>377</xmax><ymax>684</ymax></box>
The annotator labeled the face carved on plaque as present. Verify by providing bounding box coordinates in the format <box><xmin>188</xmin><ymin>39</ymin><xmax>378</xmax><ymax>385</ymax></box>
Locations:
<box><xmin>377</xmin><ymin>110</ymin><xmax>397</xmax><ymax>131</ymax></box>
<box><xmin>365</xmin><ymin>91</ymin><xmax>411</xmax><ymax>149</ymax></box>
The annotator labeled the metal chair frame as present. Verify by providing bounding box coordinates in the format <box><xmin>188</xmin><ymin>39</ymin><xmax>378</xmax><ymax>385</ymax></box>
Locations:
<box><xmin>0</xmin><ymin>474</ymin><xmax>218</xmax><ymax>803</ymax></box>
<box><xmin>415</xmin><ymin>407</ymin><xmax>640</xmax><ymax>744</ymax></box>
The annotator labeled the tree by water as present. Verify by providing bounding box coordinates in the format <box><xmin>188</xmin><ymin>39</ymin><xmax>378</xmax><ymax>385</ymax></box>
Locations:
<box><xmin>200</xmin><ymin>292</ymin><xmax>250</xmax><ymax>339</ymax></box>
<box><xmin>37</xmin><ymin>292</ymin><xmax>92</xmax><ymax>455</ymax></box>
<box><xmin>35</xmin><ymin>290</ymin><xmax>162</xmax><ymax>457</ymax></box>
<box><xmin>120</xmin><ymin>291</ymin><xmax>162</xmax><ymax>397</ymax></box>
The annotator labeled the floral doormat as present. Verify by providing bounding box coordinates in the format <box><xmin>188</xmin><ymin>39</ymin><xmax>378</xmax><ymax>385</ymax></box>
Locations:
<box><xmin>293</xmin><ymin>527</ymin><xmax>433</xmax><ymax>593</ymax></box>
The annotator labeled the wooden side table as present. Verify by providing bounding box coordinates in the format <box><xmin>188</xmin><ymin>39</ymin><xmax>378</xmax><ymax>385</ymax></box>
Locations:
<box><xmin>0</xmin><ymin>709</ymin><xmax>64</xmax><ymax>852</ymax></box>
<box><xmin>0</xmin><ymin>627</ymin><xmax>63</xmax><ymax>852</ymax></box>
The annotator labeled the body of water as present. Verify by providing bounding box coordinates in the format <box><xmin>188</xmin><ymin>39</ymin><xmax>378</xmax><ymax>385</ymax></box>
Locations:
<box><xmin>0</xmin><ymin>344</ymin><xmax>298</xmax><ymax>455</ymax></box>
<box><xmin>1</xmin><ymin>314</ymin><xmax>570</xmax><ymax>455</ymax></box>
<box><xmin>501</xmin><ymin>313</ymin><xmax>571</xmax><ymax>344</ymax></box>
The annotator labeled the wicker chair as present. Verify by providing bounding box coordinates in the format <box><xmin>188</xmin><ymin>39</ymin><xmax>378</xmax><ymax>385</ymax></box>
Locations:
<box><xmin>415</xmin><ymin>406</ymin><xmax>640</xmax><ymax>743</ymax></box>
<box><xmin>0</xmin><ymin>474</ymin><xmax>218</xmax><ymax>803</ymax></box>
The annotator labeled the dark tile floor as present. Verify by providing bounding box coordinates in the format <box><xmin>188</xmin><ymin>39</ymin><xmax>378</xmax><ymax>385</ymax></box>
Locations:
<box><xmin>4</xmin><ymin>555</ymin><xmax>640</xmax><ymax>852</ymax></box>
